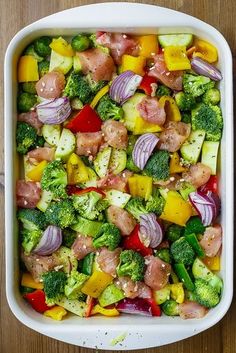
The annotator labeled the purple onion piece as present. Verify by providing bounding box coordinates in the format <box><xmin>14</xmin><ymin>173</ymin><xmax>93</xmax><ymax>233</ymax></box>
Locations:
<box><xmin>132</xmin><ymin>133</ymin><xmax>159</xmax><ymax>170</ymax></box>
<box><xmin>189</xmin><ymin>191</ymin><xmax>220</xmax><ymax>226</ymax></box>
<box><xmin>36</xmin><ymin>97</ymin><xmax>71</xmax><ymax>124</ymax></box>
<box><xmin>139</xmin><ymin>213</ymin><xmax>163</xmax><ymax>248</ymax></box>
<box><xmin>109</xmin><ymin>70</ymin><xmax>142</xmax><ymax>104</ymax></box>
<box><xmin>33</xmin><ymin>225</ymin><xmax>62</xmax><ymax>256</ymax></box>
<box><xmin>191</xmin><ymin>57</ymin><xmax>222</xmax><ymax>81</ymax></box>
<box><xmin>116</xmin><ymin>298</ymin><xmax>152</xmax><ymax>316</ymax></box>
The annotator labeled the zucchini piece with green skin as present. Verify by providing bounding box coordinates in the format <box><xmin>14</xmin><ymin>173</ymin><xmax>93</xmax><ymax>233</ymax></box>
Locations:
<box><xmin>173</xmin><ymin>263</ymin><xmax>195</xmax><ymax>291</ymax></box>
<box><xmin>79</xmin><ymin>168</ymin><xmax>98</xmax><ymax>188</ymax></box>
<box><xmin>56</xmin><ymin>297</ymin><xmax>87</xmax><ymax>317</ymax></box>
<box><xmin>98</xmin><ymin>284</ymin><xmax>125</xmax><ymax>307</ymax></box>
<box><xmin>122</xmin><ymin>93</ymin><xmax>146</xmax><ymax>132</ymax></box>
<box><xmin>94</xmin><ymin>147</ymin><xmax>112</xmax><ymax>178</ymax></box>
<box><xmin>36</xmin><ymin>190</ymin><xmax>53</xmax><ymax>212</ymax></box>
<box><xmin>55</xmin><ymin>128</ymin><xmax>76</xmax><ymax>161</ymax></box>
<box><xmin>109</xmin><ymin>149</ymin><xmax>127</xmax><ymax>175</ymax></box>
<box><xmin>201</xmin><ymin>141</ymin><xmax>219</xmax><ymax>175</ymax></box>
<box><xmin>105</xmin><ymin>189</ymin><xmax>131</xmax><ymax>208</ymax></box>
<box><xmin>49</xmin><ymin>50</ymin><xmax>73</xmax><ymax>75</ymax></box>
<box><xmin>42</xmin><ymin>124</ymin><xmax>61</xmax><ymax>146</ymax></box>
<box><xmin>158</xmin><ymin>34</ymin><xmax>193</xmax><ymax>48</ymax></box>
<box><xmin>71</xmin><ymin>216</ymin><xmax>103</xmax><ymax>237</ymax></box>
<box><xmin>180</xmin><ymin>130</ymin><xmax>206</xmax><ymax>164</ymax></box>
<box><xmin>73</xmin><ymin>56</ymin><xmax>82</xmax><ymax>73</ymax></box>
<box><xmin>179</xmin><ymin>182</ymin><xmax>196</xmax><ymax>200</ymax></box>
<box><xmin>153</xmin><ymin>286</ymin><xmax>171</xmax><ymax>305</ymax></box>
<box><xmin>192</xmin><ymin>258</ymin><xmax>223</xmax><ymax>293</ymax></box>
<box><xmin>185</xmin><ymin>233</ymin><xmax>205</xmax><ymax>258</ymax></box>
<box><xmin>81</xmin><ymin>253</ymin><xmax>95</xmax><ymax>276</ymax></box>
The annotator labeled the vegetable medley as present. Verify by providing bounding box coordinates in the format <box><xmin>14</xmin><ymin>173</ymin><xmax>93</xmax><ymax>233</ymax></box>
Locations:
<box><xmin>17</xmin><ymin>32</ymin><xmax>223</xmax><ymax>321</ymax></box>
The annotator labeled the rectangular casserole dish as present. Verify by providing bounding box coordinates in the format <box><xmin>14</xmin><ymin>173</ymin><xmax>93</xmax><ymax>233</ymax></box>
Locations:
<box><xmin>4</xmin><ymin>3</ymin><xmax>233</xmax><ymax>350</ymax></box>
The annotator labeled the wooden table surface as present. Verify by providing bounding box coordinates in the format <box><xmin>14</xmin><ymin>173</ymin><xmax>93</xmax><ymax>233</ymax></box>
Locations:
<box><xmin>0</xmin><ymin>0</ymin><xmax>235</xmax><ymax>352</ymax></box>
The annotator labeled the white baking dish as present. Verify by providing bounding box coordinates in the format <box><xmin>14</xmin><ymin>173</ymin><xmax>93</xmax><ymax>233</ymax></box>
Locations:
<box><xmin>4</xmin><ymin>3</ymin><xmax>233</xmax><ymax>350</ymax></box>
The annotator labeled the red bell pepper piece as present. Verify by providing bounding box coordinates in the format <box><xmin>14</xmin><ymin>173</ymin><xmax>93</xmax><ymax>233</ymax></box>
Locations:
<box><xmin>66</xmin><ymin>104</ymin><xmax>102</xmax><ymax>133</ymax></box>
<box><xmin>85</xmin><ymin>295</ymin><xmax>95</xmax><ymax>317</ymax></box>
<box><xmin>145</xmin><ymin>298</ymin><xmax>162</xmax><ymax>317</ymax></box>
<box><xmin>123</xmin><ymin>225</ymin><xmax>153</xmax><ymax>257</ymax></box>
<box><xmin>139</xmin><ymin>74</ymin><xmax>157</xmax><ymax>96</ymax></box>
<box><xmin>25</xmin><ymin>289</ymin><xmax>51</xmax><ymax>313</ymax></box>
<box><xmin>199</xmin><ymin>176</ymin><xmax>218</xmax><ymax>194</ymax></box>
<box><xmin>66</xmin><ymin>185</ymin><xmax>105</xmax><ymax>197</ymax></box>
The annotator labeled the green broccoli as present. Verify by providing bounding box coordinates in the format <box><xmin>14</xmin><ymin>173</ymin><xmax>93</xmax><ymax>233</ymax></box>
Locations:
<box><xmin>64</xmin><ymin>71</ymin><xmax>93</xmax><ymax>102</ymax></box>
<box><xmin>23</xmin><ymin>44</ymin><xmax>44</xmax><ymax>62</ymax></box>
<box><xmin>97</xmin><ymin>94</ymin><xmax>124</xmax><ymax>121</ymax></box>
<box><xmin>194</xmin><ymin>278</ymin><xmax>220</xmax><ymax>308</ymax></box>
<box><xmin>31</xmin><ymin>135</ymin><xmax>45</xmax><ymax>149</ymax></box>
<box><xmin>62</xmin><ymin>228</ymin><xmax>77</xmax><ymax>248</ymax></box>
<box><xmin>181</xmin><ymin>112</ymin><xmax>191</xmax><ymax>124</ymax></box>
<box><xmin>38</xmin><ymin>60</ymin><xmax>50</xmax><ymax>78</ymax></box>
<box><xmin>145</xmin><ymin>194</ymin><xmax>165</xmax><ymax>215</ymax></box>
<box><xmin>20</xmin><ymin>229</ymin><xmax>42</xmax><ymax>254</ymax></box>
<box><xmin>166</xmin><ymin>224</ymin><xmax>183</xmax><ymax>242</ymax></box>
<box><xmin>45</xmin><ymin>200</ymin><xmax>76</xmax><ymax>229</ymax></box>
<box><xmin>184</xmin><ymin>216</ymin><xmax>205</xmax><ymax>238</ymax></box>
<box><xmin>71</xmin><ymin>34</ymin><xmax>91</xmax><ymax>52</ymax></box>
<box><xmin>41</xmin><ymin>160</ymin><xmax>68</xmax><ymax>199</ymax></box>
<box><xmin>161</xmin><ymin>300</ymin><xmax>179</xmax><ymax>316</ymax></box>
<box><xmin>16</xmin><ymin>122</ymin><xmax>38</xmax><ymax>154</ymax></box>
<box><xmin>17</xmin><ymin>92</ymin><xmax>37</xmax><ymax>113</ymax></box>
<box><xmin>143</xmin><ymin>150</ymin><xmax>170</xmax><ymax>181</ymax></box>
<box><xmin>21</xmin><ymin>82</ymin><xmax>37</xmax><ymax>94</ymax></box>
<box><xmin>34</xmin><ymin>36</ymin><xmax>52</xmax><ymax>57</ymax></box>
<box><xmin>125</xmin><ymin>197</ymin><xmax>148</xmax><ymax>220</ymax></box>
<box><xmin>156</xmin><ymin>84</ymin><xmax>172</xmax><ymax>97</ymax></box>
<box><xmin>42</xmin><ymin>270</ymin><xmax>67</xmax><ymax>305</ymax></box>
<box><xmin>89</xmin><ymin>33</ymin><xmax>109</xmax><ymax>54</ymax></box>
<box><xmin>73</xmin><ymin>191</ymin><xmax>108</xmax><ymax>221</ymax></box>
<box><xmin>126</xmin><ymin>155</ymin><xmax>141</xmax><ymax>173</ymax></box>
<box><xmin>127</xmin><ymin>135</ymin><xmax>138</xmax><ymax>155</ymax></box>
<box><xmin>170</xmin><ymin>237</ymin><xmax>195</xmax><ymax>266</ymax></box>
<box><xmin>92</xmin><ymin>223</ymin><xmax>121</xmax><ymax>251</ymax></box>
<box><xmin>85</xmin><ymin>75</ymin><xmax>107</xmax><ymax>95</ymax></box>
<box><xmin>202</xmin><ymin>88</ymin><xmax>221</xmax><ymax>105</ymax></box>
<box><xmin>64</xmin><ymin>270</ymin><xmax>89</xmax><ymax>300</ymax></box>
<box><xmin>53</xmin><ymin>246</ymin><xmax>78</xmax><ymax>274</ymax></box>
<box><xmin>175</xmin><ymin>92</ymin><xmax>196</xmax><ymax>111</ymax></box>
<box><xmin>183</xmin><ymin>73</ymin><xmax>215</xmax><ymax>98</ymax></box>
<box><xmin>17</xmin><ymin>208</ymin><xmax>47</xmax><ymax>230</ymax></box>
<box><xmin>155</xmin><ymin>248</ymin><xmax>172</xmax><ymax>264</ymax></box>
<box><xmin>116</xmin><ymin>250</ymin><xmax>145</xmax><ymax>282</ymax></box>
<box><xmin>191</xmin><ymin>103</ymin><xmax>223</xmax><ymax>141</ymax></box>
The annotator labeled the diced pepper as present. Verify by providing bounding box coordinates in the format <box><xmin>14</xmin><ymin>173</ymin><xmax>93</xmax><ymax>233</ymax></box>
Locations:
<box><xmin>164</xmin><ymin>46</ymin><xmax>191</xmax><ymax>71</ymax></box>
<box><xmin>200</xmin><ymin>176</ymin><xmax>218</xmax><ymax>194</ymax></box>
<box><xmin>169</xmin><ymin>283</ymin><xmax>185</xmax><ymax>304</ymax></box>
<box><xmin>21</xmin><ymin>273</ymin><xmax>44</xmax><ymax>290</ymax></box>
<box><xmin>133</xmin><ymin>116</ymin><xmax>163</xmax><ymax>134</ymax></box>
<box><xmin>138</xmin><ymin>35</ymin><xmax>159</xmax><ymax>58</ymax></box>
<box><xmin>90</xmin><ymin>85</ymin><xmax>109</xmax><ymax>108</ymax></box>
<box><xmin>121</xmin><ymin>55</ymin><xmax>146</xmax><ymax>76</ymax></box>
<box><xmin>193</xmin><ymin>39</ymin><xmax>218</xmax><ymax>63</ymax></box>
<box><xmin>25</xmin><ymin>289</ymin><xmax>51</xmax><ymax>313</ymax></box>
<box><xmin>67</xmin><ymin>153</ymin><xmax>89</xmax><ymax>184</ymax></box>
<box><xmin>44</xmin><ymin>305</ymin><xmax>67</xmax><ymax>320</ymax></box>
<box><xmin>85</xmin><ymin>295</ymin><xmax>95</xmax><ymax>317</ymax></box>
<box><xmin>81</xmin><ymin>253</ymin><xmax>95</xmax><ymax>276</ymax></box>
<box><xmin>26</xmin><ymin>160</ymin><xmax>48</xmax><ymax>182</ymax></box>
<box><xmin>203</xmin><ymin>256</ymin><xmax>220</xmax><ymax>271</ymax></box>
<box><xmin>66</xmin><ymin>104</ymin><xmax>102</xmax><ymax>133</ymax></box>
<box><xmin>67</xmin><ymin>185</ymin><xmax>105</xmax><ymax>197</ymax></box>
<box><xmin>169</xmin><ymin>152</ymin><xmax>187</xmax><ymax>173</ymax></box>
<box><xmin>91</xmin><ymin>304</ymin><xmax>120</xmax><ymax>317</ymax></box>
<box><xmin>173</xmin><ymin>263</ymin><xmax>195</xmax><ymax>291</ymax></box>
<box><xmin>160</xmin><ymin>191</ymin><xmax>192</xmax><ymax>226</ymax></box>
<box><xmin>185</xmin><ymin>233</ymin><xmax>205</xmax><ymax>258</ymax></box>
<box><xmin>81</xmin><ymin>270</ymin><xmax>113</xmax><ymax>298</ymax></box>
<box><xmin>128</xmin><ymin>174</ymin><xmax>152</xmax><ymax>200</ymax></box>
<box><xmin>18</xmin><ymin>56</ymin><xmax>39</xmax><ymax>82</ymax></box>
<box><xmin>145</xmin><ymin>298</ymin><xmax>161</xmax><ymax>316</ymax></box>
<box><xmin>123</xmin><ymin>225</ymin><xmax>153</xmax><ymax>256</ymax></box>
<box><xmin>50</xmin><ymin>37</ymin><xmax>74</xmax><ymax>57</ymax></box>
<box><xmin>139</xmin><ymin>75</ymin><xmax>157</xmax><ymax>96</ymax></box>
<box><xmin>186</xmin><ymin>46</ymin><xmax>197</xmax><ymax>57</ymax></box>
<box><xmin>159</xmin><ymin>95</ymin><xmax>181</xmax><ymax>122</ymax></box>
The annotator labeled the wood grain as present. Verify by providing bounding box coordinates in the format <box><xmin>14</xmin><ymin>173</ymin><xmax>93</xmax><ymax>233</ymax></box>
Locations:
<box><xmin>0</xmin><ymin>1</ymin><xmax>235</xmax><ymax>352</ymax></box>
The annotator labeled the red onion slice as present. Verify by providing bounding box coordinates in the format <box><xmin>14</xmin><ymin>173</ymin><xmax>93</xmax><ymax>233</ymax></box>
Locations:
<box><xmin>109</xmin><ymin>70</ymin><xmax>143</xmax><ymax>104</ymax></box>
<box><xmin>191</xmin><ymin>57</ymin><xmax>222</xmax><ymax>81</ymax></box>
<box><xmin>189</xmin><ymin>191</ymin><xmax>220</xmax><ymax>226</ymax></box>
<box><xmin>33</xmin><ymin>225</ymin><xmax>62</xmax><ymax>255</ymax></box>
<box><xmin>116</xmin><ymin>298</ymin><xmax>152</xmax><ymax>316</ymax></box>
<box><xmin>139</xmin><ymin>213</ymin><xmax>163</xmax><ymax>248</ymax></box>
<box><xmin>36</xmin><ymin>97</ymin><xmax>71</xmax><ymax>124</ymax></box>
<box><xmin>132</xmin><ymin>133</ymin><xmax>159</xmax><ymax>170</ymax></box>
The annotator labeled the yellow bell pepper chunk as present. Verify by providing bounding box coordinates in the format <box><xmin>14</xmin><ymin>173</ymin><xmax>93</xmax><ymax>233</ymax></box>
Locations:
<box><xmin>133</xmin><ymin>116</ymin><xmax>163</xmax><ymax>135</ymax></box>
<box><xmin>203</xmin><ymin>256</ymin><xmax>220</xmax><ymax>271</ymax></box>
<box><xmin>67</xmin><ymin>153</ymin><xmax>89</xmax><ymax>184</ymax></box>
<box><xmin>81</xmin><ymin>270</ymin><xmax>113</xmax><ymax>298</ymax></box>
<box><xmin>128</xmin><ymin>174</ymin><xmax>152</xmax><ymax>200</ymax></box>
<box><xmin>159</xmin><ymin>96</ymin><xmax>181</xmax><ymax>122</ymax></box>
<box><xmin>44</xmin><ymin>306</ymin><xmax>67</xmax><ymax>321</ymax></box>
<box><xmin>90</xmin><ymin>85</ymin><xmax>109</xmax><ymax>109</ymax></box>
<box><xmin>138</xmin><ymin>35</ymin><xmax>159</xmax><ymax>58</ymax></box>
<box><xmin>121</xmin><ymin>55</ymin><xmax>146</xmax><ymax>76</ymax></box>
<box><xmin>193</xmin><ymin>39</ymin><xmax>218</xmax><ymax>63</ymax></box>
<box><xmin>50</xmin><ymin>37</ymin><xmax>74</xmax><ymax>57</ymax></box>
<box><xmin>21</xmin><ymin>273</ymin><xmax>43</xmax><ymax>289</ymax></box>
<box><xmin>169</xmin><ymin>152</ymin><xmax>187</xmax><ymax>173</ymax></box>
<box><xmin>26</xmin><ymin>160</ymin><xmax>48</xmax><ymax>182</ymax></box>
<box><xmin>160</xmin><ymin>190</ymin><xmax>192</xmax><ymax>226</ymax></box>
<box><xmin>164</xmin><ymin>46</ymin><xmax>191</xmax><ymax>71</ymax></box>
<box><xmin>169</xmin><ymin>283</ymin><xmax>185</xmax><ymax>304</ymax></box>
<box><xmin>91</xmin><ymin>304</ymin><xmax>120</xmax><ymax>317</ymax></box>
<box><xmin>18</xmin><ymin>55</ymin><xmax>39</xmax><ymax>82</ymax></box>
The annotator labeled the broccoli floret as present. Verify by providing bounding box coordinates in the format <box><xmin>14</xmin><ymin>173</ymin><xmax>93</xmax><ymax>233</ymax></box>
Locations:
<box><xmin>170</xmin><ymin>237</ymin><xmax>195</xmax><ymax>266</ymax></box>
<box><xmin>17</xmin><ymin>92</ymin><xmax>37</xmax><ymax>113</ymax></box>
<box><xmin>125</xmin><ymin>197</ymin><xmax>148</xmax><ymax>220</ymax></box>
<box><xmin>20</xmin><ymin>229</ymin><xmax>42</xmax><ymax>254</ymax></box>
<box><xmin>23</xmin><ymin>44</ymin><xmax>44</xmax><ymax>62</ymax></box>
<box><xmin>97</xmin><ymin>94</ymin><xmax>124</xmax><ymax>121</ymax></box>
<box><xmin>34</xmin><ymin>36</ymin><xmax>52</xmax><ymax>57</ymax></box>
<box><xmin>86</xmin><ymin>75</ymin><xmax>107</xmax><ymax>95</ymax></box>
<box><xmin>202</xmin><ymin>88</ymin><xmax>221</xmax><ymax>106</ymax></box>
<box><xmin>31</xmin><ymin>135</ymin><xmax>45</xmax><ymax>149</ymax></box>
<box><xmin>16</xmin><ymin>122</ymin><xmax>38</xmax><ymax>154</ymax></box>
<box><xmin>64</xmin><ymin>71</ymin><xmax>93</xmax><ymax>102</ymax></box>
<box><xmin>92</xmin><ymin>223</ymin><xmax>121</xmax><ymax>251</ymax></box>
<box><xmin>42</xmin><ymin>270</ymin><xmax>67</xmax><ymax>305</ymax></box>
<box><xmin>191</xmin><ymin>103</ymin><xmax>223</xmax><ymax>141</ymax></box>
<box><xmin>175</xmin><ymin>92</ymin><xmax>196</xmax><ymax>111</ymax></box>
<box><xmin>17</xmin><ymin>208</ymin><xmax>47</xmax><ymax>230</ymax></box>
<box><xmin>126</xmin><ymin>155</ymin><xmax>141</xmax><ymax>173</ymax></box>
<box><xmin>41</xmin><ymin>160</ymin><xmax>68</xmax><ymax>199</ymax></box>
<box><xmin>194</xmin><ymin>278</ymin><xmax>220</xmax><ymax>308</ymax></box>
<box><xmin>155</xmin><ymin>248</ymin><xmax>172</xmax><ymax>264</ymax></box>
<box><xmin>70</xmin><ymin>97</ymin><xmax>83</xmax><ymax>110</ymax></box>
<box><xmin>73</xmin><ymin>191</ymin><xmax>108</xmax><ymax>221</ymax></box>
<box><xmin>146</xmin><ymin>194</ymin><xmax>165</xmax><ymax>215</ymax></box>
<box><xmin>161</xmin><ymin>300</ymin><xmax>179</xmax><ymax>316</ymax></box>
<box><xmin>117</xmin><ymin>250</ymin><xmax>145</xmax><ymax>282</ymax></box>
<box><xmin>45</xmin><ymin>200</ymin><xmax>76</xmax><ymax>229</ymax></box>
<box><xmin>156</xmin><ymin>84</ymin><xmax>172</xmax><ymax>97</ymax></box>
<box><xmin>21</xmin><ymin>82</ymin><xmax>37</xmax><ymax>94</ymax></box>
<box><xmin>143</xmin><ymin>150</ymin><xmax>170</xmax><ymax>181</ymax></box>
<box><xmin>184</xmin><ymin>216</ymin><xmax>205</xmax><ymax>238</ymax></box>
<box><xmin>183</xmin><ymin>73</ymin><xmax>215</xmax><ymax>98</ymax></box>
<box><xmin>64</xmin><ymin>270</ymin><xmax>89</xmax><ymax>300</ymax></box>
<box><xmin>53</xmin><ymin>246</ymin><xmax>78</xmax><ymax>273</ymax></box>
<box><xmin>62</xmin><ymin>228</ymin><xmax>77</xmax><ymax>248</ymax></box>
<box><xmin>89</xmin><ymin>33</ymin><xmax>110</xmax><ymax>54</ymax></box>
<box><xmin>38</xmin><ymin>60</ymin><xmax>50</xmax><ymax>78</ymax></box>
<box><xmin>166</xmin><ymin>224</ymin><xmax>183</xmax><ymax>242</ymax></box>
<box><xmin>71</xmin><ymin>34</ymin><xmax>91</xmax><ymax>52</ymax></box>
<box><xmin>181</xmin><ymin>112</ymin><xmax>191</xmax><ymax>124</ymax></box>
